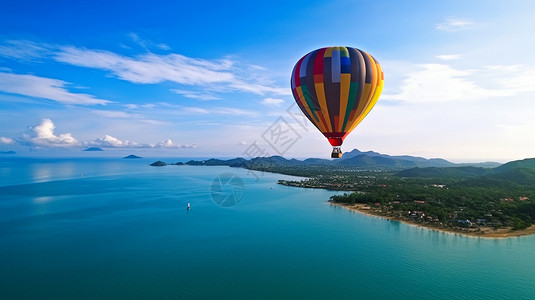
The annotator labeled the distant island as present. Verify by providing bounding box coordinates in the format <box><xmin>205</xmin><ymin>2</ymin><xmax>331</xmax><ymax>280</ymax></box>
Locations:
<box><xmin>123</xmin><ymin>154</ymin><xmax>142</xmax><ymax>159</ymax></box>
<box><xmin>0</xmin><ymin>151</ymin><xmax>16</xmax><ymax>155</ymax></box>
<box><xmin>83</xmin><ymin>147</ymin><xmax>104</xmax><ymax>151</ymax></box>
<box><xmin>150</xmin><ymin>161</ymin><xmax>184</xmax><ymax>166</ymax></box>
<box><xmin>151</xmin><ymin>149</ymin><xmax>535</xmax><ymax>238</ymax></box>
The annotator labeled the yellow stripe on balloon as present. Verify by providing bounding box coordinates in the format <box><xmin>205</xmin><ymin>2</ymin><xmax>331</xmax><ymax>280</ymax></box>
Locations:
<box><xmin>346</xmin><ymin>53</ymin><xmax>378</xmax><ymax>130</ymax></box>
<box><xmin>347</xmin><ymin>64</ymin><xmax>384</xmax><ymax>133</ymax></box>
<box><xmin>324</xmin><ymin>47</ymin><xmax>333</xmax><ymax>57</ymax></box>
<box><xmin>297</xmin><ymin>86</ymin><xmax>327</xmax><ymax>132</ymax></box>
<box><xmin>314</xmin><ymin>82</ymin><xmax>333</xmax><ymax>132</ymax></box>
<box><xmin>338</xmin><ymin>73</ymin><xmax>351</xmax><ymax>132</ymax></box>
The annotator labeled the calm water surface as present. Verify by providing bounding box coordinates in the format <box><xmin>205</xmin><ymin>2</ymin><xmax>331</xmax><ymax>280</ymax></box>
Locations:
<box><xmin>1</xmin><ymin>157</ymin><xmax>534</xmax><ymax>299</ymax></box>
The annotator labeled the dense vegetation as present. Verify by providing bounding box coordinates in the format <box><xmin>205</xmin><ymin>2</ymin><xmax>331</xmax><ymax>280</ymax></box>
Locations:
<box><xmin>279</xmin><ymin>160</ymin><xmax>535</xmax><ymax>232</ymax></box>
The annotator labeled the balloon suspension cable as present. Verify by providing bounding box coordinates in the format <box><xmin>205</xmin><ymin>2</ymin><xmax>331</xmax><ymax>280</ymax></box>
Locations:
<box><xmin>331</xmin><ymin>146</ymin><xmax>343</xmax><ymax>159</ymax></box>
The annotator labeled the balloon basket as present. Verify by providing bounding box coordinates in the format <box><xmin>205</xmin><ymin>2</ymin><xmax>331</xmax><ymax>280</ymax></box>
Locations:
<box><xmin>331</xmin><ymin>147</ymin><xmax>343</xmax><ymax>158</ymax></box>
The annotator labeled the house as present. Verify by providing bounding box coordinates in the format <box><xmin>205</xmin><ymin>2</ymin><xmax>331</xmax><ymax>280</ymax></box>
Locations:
<box><xmin>457</xmin><ymin>219</ymin><xmax>472</xmax><ymax>225</ymax></box>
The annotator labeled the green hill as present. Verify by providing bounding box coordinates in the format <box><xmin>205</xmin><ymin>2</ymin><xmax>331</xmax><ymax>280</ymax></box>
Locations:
<box><xmin>398</xmin><ymin>158</ymin><xmax>535</xmax><ymax>187</ymax></box>
<box><xmin>494</xmin><ymin>158</ymin><xmax>535</xmax><ymax>173</ymax></box>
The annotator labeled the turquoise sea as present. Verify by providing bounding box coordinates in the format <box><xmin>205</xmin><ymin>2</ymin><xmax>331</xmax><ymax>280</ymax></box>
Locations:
<box><xmin>1</xmin><ymin>157</ymin><xmax>534</xmax><ymax>300</ymax></box>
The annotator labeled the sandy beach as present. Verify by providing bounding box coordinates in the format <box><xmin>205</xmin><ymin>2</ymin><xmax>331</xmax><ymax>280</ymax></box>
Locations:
<box><xmin>330</xmin><ymin>202</ymin><xmax>535</xmax><ymax>239</ymax></box>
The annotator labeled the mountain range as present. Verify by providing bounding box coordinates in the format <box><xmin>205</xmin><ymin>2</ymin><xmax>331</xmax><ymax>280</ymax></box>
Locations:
<box><xmin>397</xmin><ymin>157</ymin><xmax>535</xmax><ymax>187</ymax></box>
<box><xmin>179</xmin><ymin>149</ymin><xmax>502</xmax><ymax>170</ymax></box>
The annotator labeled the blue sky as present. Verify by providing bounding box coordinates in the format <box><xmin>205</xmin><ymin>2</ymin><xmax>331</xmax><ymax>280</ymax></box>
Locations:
<box><xmin>1</xmin><ymin>0</ymin><xmax>534</xmax><ymax>162</ymax></box>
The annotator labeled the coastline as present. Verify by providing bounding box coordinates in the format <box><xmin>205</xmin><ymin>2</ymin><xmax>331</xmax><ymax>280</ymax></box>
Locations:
<box><xmin>330</xmin><ymin>202</ymin><xmax>535</xmax><ymax>239</ymax></box>
<box><xmin>148</xmin><ymin>160</ymin><xmax>535</xmax><ymax>239</ymax></box>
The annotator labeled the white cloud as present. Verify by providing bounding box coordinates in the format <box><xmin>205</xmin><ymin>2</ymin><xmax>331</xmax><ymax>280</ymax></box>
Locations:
<box><xmin>141</xmin><ymin>103</ymin><xmax>156</xmax><ymax>109</ymax></box>
<box><xmin>171</xmin><ymin>89</ymin><xmax>220</xmax><ymax>100</ymax></box>
<box><xmin>182</xmin><ymin>106</ymin><xmax>258</xmax><ymax>117</ymax></box>
<box><xmin>497</xmin><ymin>67</ymin><xmax>535</xmax><ymax>94</ymax></box>
<box><xmin>261</xmin><ymin>97</ymin><xmax>285</xmax><ymax>106</ymax></box>
<box><xmin>436</xmin><ymin>18</ymin><xmax>476</xmax><ymax>31</ymax></box>
<box><xmin>141</xmin><ymin>119</ymin><xmax>171</xmax><ymax>126</ymax></box>
<box><xmin>178</xmin><ymin>144</ymin><xmax>197</xmax><ymax>149</ymax></box>
<box><xmin>92</xmin><ymin>110</ymin><xmax>141</xmax><ymax>118</ymax></box>
<box><xmin>54</xmin><ymin>46</ymin><xmax>289</xmax><ymax>96</ymax></box>
<box><xmin>153</xmin><ymin>139</ymin><xmax>197</xmax><ymax>149</ymax></box>
<box><xmin>217</xmin><ymin>107</ymin><xmax>259</xmax><ymax>116</ymax></box>
<box><xmin>124</xmin><ymin>104</ymin><xmax>139</xmax><ymax>109</ymax></box>
<box><xmin>9</xmin><ymin>119</ymin><xmax>189</xmax><ymax>149</ymax></box>
<box><xmin>0</xmin><ymin>40</ymin><xmax>51</xmax><ymax>61</ymax></box>
<box><xmin>0</xmin><ymin>72</ymin><xmax>111</xmax><ymax>105</ymax></box>
<box><xmin>182</xmin><ymin>107</ymin><xmax>209</xmax><ymax>114</ymax></box>
<box><xmin>155</xmin><ymin>139</ymin><xmax>175</xmax><ymax>148</ymax></box>
<box><xmin>228</xmin><ymin>81</ymin><xmax>290</xmax><ymax>96</ymax></box>
<box><xmin>436</xmin><ymin>54</ymin><xmax>461</xmax><ymax>60</ymax></box>
<box><xmin>86</xmin><ymin>135</ymin><xmax>195</xmax><ymax>149</ymax></box>
<box><xmin>238</xmin><ymin>141</ymin><xmax>248</xmax><ymax>145</ymax></box>
<box><xmin>1</xmin><ymin>39</ymin><xmax>289</xmax><ymax>98</ymax></box>
<box><xmin>0</xmin><ymin>137</ymin><xmax>14</xmax><ymax>144</ymax></box>
<box><xmin>55</xmin><ymin>46</ymin><xmax>234</xmax><ymax>85</ymax></box>
<box><xmin>91</xmin><ymin>110</ymin><xmax>170</xmax><ymax>125</ymax></box>
<box><xmin>128</xmin><ymin>33</ymin><xmax>171</xmax><ymax>51</ymax></box>
<box><xmin>87</xmin><ymin>134</ymin><xmax>140</xmax><ymax>148</ymax></box>
<box><xmin>381</xmin><ymin>63</ymin><xmax>535</xmax><ymax>103</ymax></box>
<box><xmin>21</xmin><ymin>119</ymin><xmax>79</xmax><ymax>147</ymax></box>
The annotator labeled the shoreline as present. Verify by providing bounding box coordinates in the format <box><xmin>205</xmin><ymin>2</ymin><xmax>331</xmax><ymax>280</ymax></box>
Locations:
<box><xmin>330</xmin><ymin>202</ymin><xmax>535</xmax><ymax>239</ymax></box>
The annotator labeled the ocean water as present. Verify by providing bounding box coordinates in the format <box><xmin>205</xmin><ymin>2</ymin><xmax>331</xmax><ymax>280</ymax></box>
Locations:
<box><xmin>1</xmin><ymin>157</ymin><xmax>534</xmax><ymax>300</ymax></box>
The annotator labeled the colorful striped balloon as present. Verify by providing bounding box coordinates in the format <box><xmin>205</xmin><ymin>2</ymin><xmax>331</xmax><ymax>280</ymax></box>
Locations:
<box><xmin>291</xmin><ymin>46</ymin><xmax>384</xmax><ymax>157</ymax></box>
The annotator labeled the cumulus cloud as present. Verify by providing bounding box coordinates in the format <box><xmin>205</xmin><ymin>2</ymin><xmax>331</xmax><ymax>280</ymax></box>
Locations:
<box><xmin>21</xmin><ymin>119</ymin><xmax>79</xmax><ymax>147</ymax></box>
<box><xmin>155</xmin><ymin>139</ymin><xmax>175</xmax><ymax>148</ymax></box>
<box><xmin>0</xmin><ymin>72</ymin><xmax>111</xmax><ymax>105</ymax></box>
<box><xmin>0</xmin><ymin>137</ymin><xmax>14</xmax><ymax>144</ymax></box>
<box><xmin>86</xmin><ymin>134</ymin><xmax>140</xmax><ymax>148</ymax></box>
<box><xmin>153</xmin><ymin>140</ymin><xmax>197</xmax><ymax>149</ymax></box>
<box><xmin>10</xmin><ymin>119</ymin><xmax>191</xmax><ymax>149</ymax></box>
<box><xmin>86</xmin><ymin>135</ymin><xmax>196</xmax><ymax>149</ymax></box>
<box><xmin>261</xmin><ymin>97</ymin><xmax>285</xmax><ymax>106</ymax></box>
<box><xmin>436</xmin><ymin>18</ymin><xmax>476</xmax><ymax>31</ymax></box>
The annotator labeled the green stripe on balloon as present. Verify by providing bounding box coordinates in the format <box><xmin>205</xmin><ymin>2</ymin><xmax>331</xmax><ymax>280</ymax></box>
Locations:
<box><xmin>342</xmin><ymin>82</ymin><xmax>359</xmax><ymax>131</ymax></box>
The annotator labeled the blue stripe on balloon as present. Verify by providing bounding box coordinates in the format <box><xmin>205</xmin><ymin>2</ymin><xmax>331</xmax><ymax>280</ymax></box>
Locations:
<box><xmin>300</xmin><ymin>52</ymin><xmax>312</xmax><ymax>78</ymax></box>
<box><xmin>291</xmin><ymin>64</ymin><xmax>296</xmax><ymax>88</ymax></box>
<box><xmin>340</xmin><ymin>57</ymin><xmax>351</xmax><ymax>73</ymax></box>
<box><xmin>331</xmin><ymin>50</ymin><xmax>341</xmax><ymax>83</ymax></box>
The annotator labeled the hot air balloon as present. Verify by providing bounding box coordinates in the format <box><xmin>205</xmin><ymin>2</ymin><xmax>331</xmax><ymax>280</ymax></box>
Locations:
<box><xmin>290</xmin><ymin>46</ymin><xmax>384</xmax><ymax>158</ymax></box>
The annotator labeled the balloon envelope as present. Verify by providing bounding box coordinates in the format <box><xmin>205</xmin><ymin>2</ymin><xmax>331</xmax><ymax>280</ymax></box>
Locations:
<box><xmin>290</xmin><ymin>46</ymin><xmax>384</xmax><ymax>147</ymax></box>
